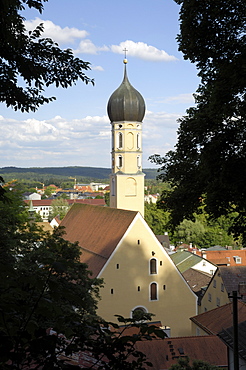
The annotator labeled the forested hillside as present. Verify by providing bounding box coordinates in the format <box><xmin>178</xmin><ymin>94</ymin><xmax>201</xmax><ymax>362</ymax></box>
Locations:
<box><xmin>0</xmin><ymin>166</ymin><xmax>158</xmax><ymax>184</ymax></box>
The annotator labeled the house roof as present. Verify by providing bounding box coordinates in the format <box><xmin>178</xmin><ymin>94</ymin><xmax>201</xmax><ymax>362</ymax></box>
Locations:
<box><xmin>135</xmin><ymin>335</ymin><xmax>227</xmax><ymax>370</ymax></box>
<box><xmin>67</xmin><ymin>199</ymin><xmax>105</xmax><ymax>206</ymax></box>
<box><xmin>25</xmin><ymin>199</ymin><xmax>53</xmax><ymax>206</ymax></box>
<box><xmin>182</xmin><ymin>268</ymin><xmax>212</xmax><ymax>303</ymax></box>
<box><xmin>170</xmin><ymin>251</ymin><xmax>207</xmax><ymax>273</ymax></box>
<box><xmin>219</xmin><ymin>266</ymin><xmax>246</xmax><ymax>301</ymax></box>
<box><xmin>218</xmin><ymin>320</ymin><xmax>246</xmax><ymax>361</ymax></box>
<box><xmin>60</xmin><ymin>204</ymin><xmax>138</xmax><ymax>277</ymax></box>
<box><xmin>155</xmin><ymin>234</ymin><xmax>170</xmax><ymax>247</ymax></box>
<box><xmin>24</xmin><ymin>198</ymin><xmax>106</xmax><ymax>207</ymax></box>
<box><xmin>201</xmin><ymin>250</ymin><xmax>246</xmax><ymax>266</ymax></box>
<box><xmin>190</xmin><ymin>301</ymin><xmax>246</xmax><ymax>335</ymax></box>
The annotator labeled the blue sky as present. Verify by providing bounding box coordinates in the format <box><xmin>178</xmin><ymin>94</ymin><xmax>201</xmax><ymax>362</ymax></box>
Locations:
<box><xmin>0</xmin><ymin>0</ymin><xmax>200</xmax><ymax>169</ymax></box>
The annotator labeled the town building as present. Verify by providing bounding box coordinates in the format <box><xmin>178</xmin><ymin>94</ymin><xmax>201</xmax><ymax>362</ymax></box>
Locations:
<box><xmin>199</xmin><ymin>266</ymin><xmax>246</xmax><ymax>314</ymax></box>
<box><xmin>198</xmin><ymin>248</ymin><xmax>246</xmax><ymax>266</ymax></box>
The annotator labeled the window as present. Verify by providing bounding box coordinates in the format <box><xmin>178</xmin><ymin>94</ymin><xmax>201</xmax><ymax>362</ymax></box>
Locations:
<box><xmin>234</xmin><ymin>256</ymin><xmax>242</xmax><ymax>264</ymax></box>
<box><xmin>137</xmin><ymin>133</ymin><xmax>140</xmax><ymax>150</ymax></box>
<box><xmin>137</xmin><ymin>286</ymin><xmax>140</xmax><ymax>291</ymax></box>
<box><xmin>208</xmin><ymin>293</ymin><xmax>212</xmax><ymax>302</ymax></box>
<box><xmin>150</xmin><ymin>282</ymin><xmax>158</xmax><ymax>301</ymax></box>
<box><xmin>118</xmin><ymin>132</ymin><xmax>123</xmax><ymax>149</ymax></box>
<box><xmin>216</xmin><ymin>297</ymin><xmax>220</xmax><ymax>307</ymax></box>
<box><xmin>150</xmin><ymin>258</ymin><xmax>157</xmax><ymax>274</ymax></box>
<box><xmin>221</xmin><ymin>283</ymin><xmax>224</xmax><ymax>292</ymax></box>
<box><xmin>213</xmin><ymin>279</ymin><xmax>216</xmax><ymax>288</ymax></box>
<box><xmin>132</xmin><ymin>306</ymin><xmax>147</xmax><ymax>320</ymax></box>
<box><xmin>110</xmin><ymin>289</ymin><xmax>114</xmax><ymax>294</ymax></box>
<box><xmin>117</xmin><ymin>155</ymin><xmax>123</xmax><ymax>168</ymax></box>
<box><xmin>137</xmin><ymin>155</ymin><xmax>141</xmax><ymax>168</ymax></box>
<box><xmin>116</xmin><ymin>264</ymin><xmax>119</xmax><ymax>269</ymax></box>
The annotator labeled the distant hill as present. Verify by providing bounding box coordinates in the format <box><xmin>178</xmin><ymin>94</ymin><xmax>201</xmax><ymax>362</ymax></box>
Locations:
<box><xmin>0</xmin><ymin>166</ymin><xmax>158</xmax><ymax>180</ymax></box>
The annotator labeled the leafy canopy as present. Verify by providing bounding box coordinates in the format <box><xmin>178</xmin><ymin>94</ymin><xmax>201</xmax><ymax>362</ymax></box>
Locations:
<box><xmin>0</xmin><ymin>188</ymin><xmax>166</xmax><ymax>369</ymax></box>
<box><xmin>150</xmin><ymin>0</ymin><xmax>246</xmax><ymax>243</ymax></box>
<box><xmin>0</xmin><ymin>0</ymin><xmax>94</xmax><ymax>112</ymax></box>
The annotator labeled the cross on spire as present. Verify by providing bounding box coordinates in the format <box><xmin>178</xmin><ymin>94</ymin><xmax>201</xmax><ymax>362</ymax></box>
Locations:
<box><xmin>123</xmin><ymin>48</ymin><xmax>128</xmax><ymax>58</ymax></box>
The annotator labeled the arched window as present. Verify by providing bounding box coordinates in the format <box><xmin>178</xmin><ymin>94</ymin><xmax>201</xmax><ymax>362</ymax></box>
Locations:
<box><xmin>150</xmin><ymin>258</ymin><xmax>157</xmax><ymax>274</ymax></box>
<box><xmin>150</xmin><ymin>282</ymin><xmax>158</xmax><ymax>301</ymax></box>
<box><xmin>137</xmin><ymin>133</ymin><xmax>141</xmax><ymax>150</ymax></box>
<box><xmin>118</xmin><ymin>132</ymin><xmax>123</xmax><ymax>149</ymax></box>
<box><xmin>132</xmin><ymin>306</ymin><xmax>147</xmax><ymax>320</ymax></box>
<box><xmin>118</xmin><ymin>155</ymin><xmax>123</xmax><ymax>168</ymax></box>
<box><xmin>137</xmin><ymin>155</ymin><xmax>141</xmax><ymax>168</ymax></box>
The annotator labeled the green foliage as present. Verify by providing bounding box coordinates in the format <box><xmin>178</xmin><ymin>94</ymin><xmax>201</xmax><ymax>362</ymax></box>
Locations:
<box><xmin>169</xmin><ymin>357</ymin><xmax>219</xmax><ymax>370</ymax></box>
<box><xmin>173</xmin><ymin>219</ymin><xmax>205</xmax><ymax>246</ymax></box>
<box><xmin>145</xmin><ymin>180</ymin><xmax>171</xmax><ymax>195</ymax></box>
<box><xmin>0</xmin><ymin>189</ymin><xmax>166</xmax><ymax>368</ymax></box>
<box><xmin>104</xmin><ymin>192</ymin><xmax>110</xmax><ymax>206</ymax></box>
<box><xmin>49</xmin><ymin>197</ymin><xmax>70</xmax><ymax>221</ymax></box>
<box><xmin>0</xmin><ymin>0</ymin><xmax>94</xmax><ymax>112</ymax></box>
<box><xmin>150</xmin><ymin>0</ymin><xmax>246</xmax><ymax>243</ymax></box>
<box><xmin>0</xmin><ymin>166</ymin><xmax>158</xmax><ymax>182</ymax></box>
<box><xmin>144</xmin><ymin>202</ymin><xmax>170</xmax><ymax>235</ymax></box>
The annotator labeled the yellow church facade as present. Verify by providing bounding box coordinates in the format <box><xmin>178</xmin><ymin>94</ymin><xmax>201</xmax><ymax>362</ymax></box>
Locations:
<box><xmin>97</xmin><ymin>212</ymin><xmax>197</xmax><ymax>337</ymax></box>
<box><xmin>61</xmin><ymin>204</ymin><xmax>197</xmax><ymax>337</ymax></box>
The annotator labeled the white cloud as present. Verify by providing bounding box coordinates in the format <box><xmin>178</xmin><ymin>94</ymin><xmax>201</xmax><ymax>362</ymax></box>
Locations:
<box><xmin>74</xmin><ymin>39</ymin><xmax>109</xmax><ymax>55</ymax></box>
<box><xmin>110</xmin><ymin>40</ymin><xmax>177</xmax><ymax>62</ymax></box>
<box><xmin>91</xmin><ymin>65</ymin><xmax>104</xmax><ymax>71</ymax></box>
<box><xmin>24</xmin><ymin>18</ymin><xmax>88</xmax><ymax>44</ymax></box>
<box><xmin>0</xmin><ymin>111</ymin><xmax>180</xmax><ymax>168</ymax></box>
<box><xmin>163</xmin><ymin>93</ymin><xmax>195</xmax><ymax>104</ymax></box>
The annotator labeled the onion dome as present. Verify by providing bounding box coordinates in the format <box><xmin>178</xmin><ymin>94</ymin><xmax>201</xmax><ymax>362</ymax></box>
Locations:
<box><xmin>107</xmin><ymin>59</ymin><xmax>145</xmax><ymax>123</ymax></box>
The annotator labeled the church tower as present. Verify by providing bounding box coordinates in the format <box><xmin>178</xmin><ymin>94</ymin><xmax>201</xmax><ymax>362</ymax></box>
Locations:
<box><xmin>107</xmin><ymin>59</ymin><xmax>146</xmax><ymax>216</ymax></box>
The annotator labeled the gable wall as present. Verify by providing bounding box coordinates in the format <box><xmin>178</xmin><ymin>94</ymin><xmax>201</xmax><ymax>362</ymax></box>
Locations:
<box><xmin>97</xmin><ymin>215</ymin><xmax>197</xmax><ymax>337</ymax></box>
<box><xmin>199</xmin><ymin>269</ymin><xmax>230</xmax><ymax>314</ymax></box>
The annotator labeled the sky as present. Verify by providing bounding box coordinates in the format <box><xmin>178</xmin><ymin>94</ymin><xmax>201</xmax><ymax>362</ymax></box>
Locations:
<box><xmin>0</xmin><ymin>0</ymin><xmax>200</xmax><ymax>169</ymax></box>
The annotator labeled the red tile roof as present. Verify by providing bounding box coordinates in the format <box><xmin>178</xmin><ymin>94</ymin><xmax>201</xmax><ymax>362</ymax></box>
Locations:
<box><xmin>201</xmin><ymin>249</ymin><xmax>246</xmax><ymax>266</ymax></box>
<box><xmin>67</xmin><ymin>199</ymin><xmax>105</xmax><ymax>206</ymax></box>
<box><xmin>190</xmin><ymin>301</ymin><xmax>246</xmax><ymax>335</ymax></box>
<box><xmin>135</xmin><ymin>335</ymin><xmax>227</xmax><ymax>369</ymax></box>
<box><xmin>60</xmin><ymin>204</ymin><xmax>138</xmax><ymax>277</ymax></box>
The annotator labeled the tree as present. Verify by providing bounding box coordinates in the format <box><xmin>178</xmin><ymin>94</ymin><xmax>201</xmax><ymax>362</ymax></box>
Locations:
<box><xmin>0</xmin><ymin>187</ymin><xmax>166</xmax><ymax>369</ymax></box>
<box><xmin>49</xmin><ymin>197</ymin><xmax>70</xmax><ymax>221</ymax></box>
<box><xmin>173</xmin><ymin>219</ymin><xmax>205</xmax><ymax>247</ymax></box>
<box><xmin>169</xmin><ymin>357</ymin><xmax>219</xmax><ymax>370</ymax></box>
<box><xmin>0</xmin><ymin>0</ymin><xmax>94</xmax><ymax>112</ymax></box>
<box><xmin>150</xmin><ymin>0</ymin><xmax>246</xmax><ymax>243</ymax></box>
<box><xmin>144</xmin><ymin>202</ymin><xmax>170</xmax><ymax>235</ymax></box>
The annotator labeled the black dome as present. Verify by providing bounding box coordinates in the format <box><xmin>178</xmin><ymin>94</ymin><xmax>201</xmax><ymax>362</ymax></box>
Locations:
<box><xmin>107</xmin><ymin>63</ymin><xmax>145</xmax><ymax>123</ymax></box>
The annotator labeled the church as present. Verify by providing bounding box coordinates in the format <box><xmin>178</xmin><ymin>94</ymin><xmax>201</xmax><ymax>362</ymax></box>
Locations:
<box><xmin>60</xmin><ymin>59</ymin><xmax>197</xmax><ymax>337</ymax></box>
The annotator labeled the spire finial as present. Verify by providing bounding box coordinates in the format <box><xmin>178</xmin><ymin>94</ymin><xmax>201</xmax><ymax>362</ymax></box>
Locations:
<box><xmin>123</xmin><ymin>48</ymin><xmax>128</xmax><ymax>64</ymax></box>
